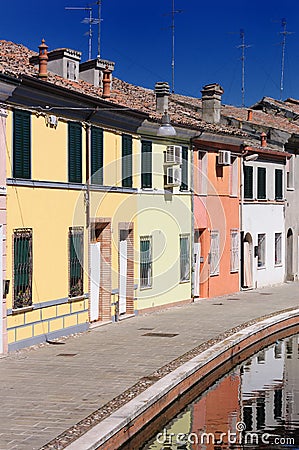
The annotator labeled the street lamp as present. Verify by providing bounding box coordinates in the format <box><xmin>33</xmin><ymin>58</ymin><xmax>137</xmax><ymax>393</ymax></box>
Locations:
<box><xmin>157</xmin><ymin>111</ymin><xmax>176</xmax><ymax>136</ymax></box>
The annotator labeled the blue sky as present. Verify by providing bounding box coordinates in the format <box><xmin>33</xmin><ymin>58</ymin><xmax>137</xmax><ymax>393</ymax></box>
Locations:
<box><xmin>1</xmin><ymin>0</ymin><xmax>299</xmax><ymax>106</ymax></box>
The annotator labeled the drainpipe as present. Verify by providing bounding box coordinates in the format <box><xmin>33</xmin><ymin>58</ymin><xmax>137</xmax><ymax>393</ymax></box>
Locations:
<box><xmin>190</xmin><ymin>133</ymin><xmax>203</xmax><ymax>299</ymax></box>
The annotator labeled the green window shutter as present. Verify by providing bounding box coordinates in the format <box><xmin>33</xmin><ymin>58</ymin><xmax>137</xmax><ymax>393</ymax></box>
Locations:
<box><xmin>13</xmin><ymin>110</ymin><xmax>31</xmax><ymax>179</ymax></box>
<box><xmin>244</xmin><ymin>165</ymin><xmax>253</xmax><ymax>199</ymax></box>
<box><xmin>91</xmin><ymin>126</ymin><xmax>103</xmax><ymax>185</ymax></box>
<box><xmin>141</xmin><ymin>140</ymin><xmax>152</xmax><ymax>188</ymax></box>
<box><xmin>68</xmin><ymin>122</ymin><xmax>82</xmax><ymax>183</ymax></box>
<box><xmin>275</xmin><ymin>169</ymin><xmax>283</xmax><ymax>200</ymax></box>
<box><xmin>257</xmin><ymin>167</ymin><xmax>266</xmax><ymax>199</ymax></box>
<box><xmin>180</xmin><ymin>146</ymin><xmax>188</xmax><ymax>191</ymax></box>
<box><xmin>122</xmin><ymin>134</ymin><xmax>132</xmax><ymax>188</ymax></box>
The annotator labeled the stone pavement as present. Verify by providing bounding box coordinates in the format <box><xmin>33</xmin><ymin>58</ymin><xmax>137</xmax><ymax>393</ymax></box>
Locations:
<box><xmin>0</xmin><ymin>283</ymin><xmax>298</xmax><ymax>450</ymax></box>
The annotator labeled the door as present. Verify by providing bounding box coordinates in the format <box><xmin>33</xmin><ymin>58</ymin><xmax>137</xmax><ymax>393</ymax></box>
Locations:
<box><xmin>0</xmin><ymin>225</ymin><xmax>3</xmax><ymax>353</ymax></box>
<box><xmin>243</xmin><ymin>233</ymin><xmax>253</xmax><ymax>288</ymax></box>
<box><xmin>119</xmin><ymin>231</ymin><xmax>128</xmax><ymax>315</ymax></box>
<box><xmin>90</xmin><ymin>241</ymin><xmax>101</xmax><ymax>321</ymax></box>
<box><xmin>194</xmin><ymin>242</ymin><xmax>201</xmax><ymax>297</ymax></box>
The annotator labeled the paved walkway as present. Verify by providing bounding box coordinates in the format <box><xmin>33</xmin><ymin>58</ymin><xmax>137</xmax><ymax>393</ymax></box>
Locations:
<box><xmin>0</xmin><ymin>283</ymin><xmax>298</xmax><ymax>450</ymax></box>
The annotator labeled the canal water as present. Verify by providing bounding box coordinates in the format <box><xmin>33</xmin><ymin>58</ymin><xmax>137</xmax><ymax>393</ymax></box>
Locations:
<box><xmin>141</xmin><ymin>334</ymin><xmax>299</xmax><ymax>449</ymax></box>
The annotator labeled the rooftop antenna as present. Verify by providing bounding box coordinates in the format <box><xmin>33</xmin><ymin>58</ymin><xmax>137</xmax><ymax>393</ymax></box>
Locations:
<box><xmin>237</xmin><ymin>29</ymin><xmax>251</xmax><ymax>107</ymax></box>
<box><xmin>168</xmin><ymin>0</ymin><xmax>183</xmax><ymax>93</ymax></box>
<box><xmin>279</xmin><ymin>18</ymin><xmax>293</xmax><ymax>101</ymax></box>
<box><xmin>65</xmin><ymin>6</ymin><xmax>100</xmax><ymax>60</ymax></box>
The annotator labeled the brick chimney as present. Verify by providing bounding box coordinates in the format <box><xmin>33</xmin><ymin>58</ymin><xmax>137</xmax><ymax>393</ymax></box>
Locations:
<box><xmin>201</xmin><ymin>83</ymin><xmax>224</xmax><ymax>124</ymax></box>
<box><xmin>261</xmin><ymin>132</ymin><xmax>267</xmax><ymax>147</ymax></box>
<box><xmin>155</xmin><ymin>82</ymin><xmax>170</xmax><ymax>113</ymax></box>
<box><xmin>247</xmin><ymin>109</ymin><xmax>253</xmax><ymax>121</ymax></box>
<box><xmin>38</xmin><ymin>39</ymin><xmax>48</xmax><ymax>79</ymax></box>
<box><xmin>102</xmin><ymin>67</ymin><xmax>112</xmax><ymax>98</ymax></box>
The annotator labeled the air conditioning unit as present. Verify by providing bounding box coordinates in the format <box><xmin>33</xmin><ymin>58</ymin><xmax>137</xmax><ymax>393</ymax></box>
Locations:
<box><xmin>165</xmin><ymin>165</ymin><xmax>181</xmax><ymax>187</ymax></box>
<box><xmin>218</xmin><ymin>150</ymin><xmax>231</xmax><ymax>165</ymax></box>
<box><xmin>165</xmin><ymin>145</ymin><xmax>182</xmax><ymax>164</ymax></box>
<box><xmin>46</xmin><ymin>115</ymin><xmax>58</xmax><ymax>127</ymax></box>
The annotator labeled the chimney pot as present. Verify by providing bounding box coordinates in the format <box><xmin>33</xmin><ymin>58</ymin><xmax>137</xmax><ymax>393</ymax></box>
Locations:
<box><xmin>247</xmin><ymin>109</ymin><xmax>253</xmax><ymax>121</ymax></box>
<box><xmin>155</xmin><ymin>82</ymin><xmax>170</xmax><ymax>113</ymax></box>
<box><xmin>201</xmin><ymin>83</ymin><xmax>224</xmax><ymax>124</ymax></box>
<box><xmin>38</xmin><ymin>39</ymin><xmax>48</xmax><ymax>79</ymax></box>
<box><xmin>261</xmin><ymin>132</ymin><xmax>267</xmax><ymax>147</ymax></box>
<box><xmin>102</xmin><ymin>66</ymin><xmax>112</xmax><ymax>98</ymax></box>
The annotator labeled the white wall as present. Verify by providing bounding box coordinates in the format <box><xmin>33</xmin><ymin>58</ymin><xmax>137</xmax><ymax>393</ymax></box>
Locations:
<box><xmin>243</xmin><ymin>203</ymin><xmax>285</xmax><ymax>288</ymax></box>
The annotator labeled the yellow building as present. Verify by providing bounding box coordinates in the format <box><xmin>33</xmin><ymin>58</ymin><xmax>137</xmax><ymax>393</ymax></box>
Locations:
<box><xmin>0</xmin><ymin>41</ymin><xmax>193</xmax><ymax>352</ymax></box>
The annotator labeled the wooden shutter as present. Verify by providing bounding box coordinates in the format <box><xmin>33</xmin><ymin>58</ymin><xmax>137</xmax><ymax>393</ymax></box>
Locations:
<box><xmin>141</xmin><ymin>140</ymin><xmax>152</xmax><ymax>188</ymax></box>
<box><xmin>68</xmin><ymin>122</ymin><xmax>82</xmax><ymax>183</ymax></box>
<box><xmin>122</xmin><ymin>134</ymin><xmax>132</xmax><ymax>188</ymax></box>
<box><xmin>244</xmin><ymin>165</ymin><xmax>253</xmax><ymax>199</ymax></box>
<box><xmin>275</xmin><ymin>169</ymin><xmax>283</xmax><ymax>200</ymax></box>
<box><xmin>180</xmin><ymin>146</ymin><xmax>188</xmax><ymax>191</ymax></box>
<box><xmin>91</xmin><ymin>126</ymin><xmax>103</xmax><ymax>185</ymax></box>
<box><xmin>13</xmin><ymin>110</ymin><xmax>31</xmax><ymax>179</ymax></box>
<box><xmin>257</xmin><ymin>167</ymin><xmax>266</xmax><ymax>199</ymax></box>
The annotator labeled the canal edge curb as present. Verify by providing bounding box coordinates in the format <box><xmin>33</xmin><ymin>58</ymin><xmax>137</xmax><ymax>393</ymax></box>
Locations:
<box><xmin>64</xmin><ymin>308</ymin><xmax>299</xmax><ymax>450</ymax></box>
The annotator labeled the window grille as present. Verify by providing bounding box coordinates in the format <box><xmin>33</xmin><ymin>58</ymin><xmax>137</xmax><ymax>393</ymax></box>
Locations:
<box><xmin>69</xmin><ymin>227</ymin><xmax>84</xmax><ymax>297</ymax></box>
<box><xmin>257</xmin><ymin>233</ymin><xmax>266</xmax><ymax>268</ymax></box>
<box><xmin>210</xmin><ymin>231</ymin><xmax>220</xmax><ymax>276</ymax></box>
<box><xmin>275</xmin><ymin>233</ymin><xmax>282</xmax><ymax>265</ymax></box>
<box><xmin>13</xmin><ymin>228</ymin><xmax>32</xmax><ymax>309</ymax></box>
<box><xmin>180</xmin><ymin>235</ymin><xmax>190</xmax><ymax>281</ymax></box>
<box><xmin>230</xmin><ymin>230</ymin><xmax>239</xmax><ymax>272</ymax></box>
<box><xmin>140</xmin><ymin>236</ymin><xmax>152</xmax><ymax>289</ymax></box>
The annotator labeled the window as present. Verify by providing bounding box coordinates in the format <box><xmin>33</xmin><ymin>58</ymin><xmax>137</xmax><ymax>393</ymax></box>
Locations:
<box><xmin>244</xmin><ymin>165</ymin><xmax>253</xmax><ymax>199</ymax></box>
<box><xmin>13</xmin><ymin>110</ymin><xmax>31</xmax><ymax>179</ymax></box>
<box><xmin>257</xmin><ymin>233</ymin><xmax>266</xmax><ymax>268</ymax></box>
<box><xmin>68</xmin><ymin>122</ymin><xmax>82</xmax><ymax>183</ymax></box>
<box><xmin>180</xmin><ymin>146</ymin><xmax>188</xmax><ymax>191</ymax></box>
<box><xmin>196</xmin><ymin>151</ymin><xmax>208</xmax><ymax>195</ymax></box>
<box><xmin>180</xmin><ymin>235</ymin><xmax>190</xmax><ymax>281</ymax></box>
<box><xmin>210</xmin><ymin>231</ymin><xmax>220</xmax><ymax>276</ymax></box>
<box><xmin>230</xmin><ymin>230</ymin><xmax>239</xmax><ymax>272</ymax></box>
<box><xmin>275</xmin><ymin>233</ymin><xmax>282</xmax><ymax>265</ymax></box>
<box><xmin>141</xmin><ymin>140</ymin><xmax>152</xmax><ymax>188</ymax></box>
<box><xmin>275</xmin><ymin>169</ymin><xmax>283</xmax><ymax>200</ymax></box>
<box><xmin>122</xmin><ymin>134</ymin><xmax>133</xmax><ymax>188</ymax></box>
<box><xmin>69</xmin><ymin>227</ymin><xmax>84</xmax><ymax>298</ymax></box>
<box><xmin>13</xmin><ymin>229</ymin><xmax>32</xmax><ymax>309</ymax></box>
<box><xmin>140</xmin><ymin>236</ymin><xmax>152</xmax><ymax>289</ymax></box>
<box><xmin>257</xmin><ymin>167</ymin><xmax>266</xmax><ymax>199</ymax></box>
<box><xmin>91</xmin><ymin>126</ymin><xmax>103</xmax><ymax>185</ymax></box>
<box><xmin>286</xmin><ymin>155</ymin><xmax>294</xmax><ymax>189</ymax></box>
<box><xmin>230</xmin><ymin>156</ymin><xmax>238</xmax><ymax>196</ymax></box>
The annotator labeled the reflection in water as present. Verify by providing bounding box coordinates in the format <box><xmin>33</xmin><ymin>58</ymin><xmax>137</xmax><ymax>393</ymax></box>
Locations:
<box><xmin>142</xmin><ymin>334</ymin><xmax>299</xmax><ymax>449</ymax></box>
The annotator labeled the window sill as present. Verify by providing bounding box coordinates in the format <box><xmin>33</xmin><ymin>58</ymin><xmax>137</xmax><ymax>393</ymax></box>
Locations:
<box><xmin>286</xmin><ymin>187</ymin><xmax>295</xmax><ymax>191</ymax></box>
<box><xmin>179</xmin><ymin>279</ymin><xmax>190</xmax><ymax>284</ymax></box>
<box><xmin>12</xmin><ymin>305</ymin><xmax>34</xmax><ymax>315</ymax></box>
<box><xmin>210</xmin><ymin>273</ymin><xmax>220</xmax><ymax>277</ymax></box>
<box><xmin>230</xmin><ymin>270</ymin><xmax>239</xmax><ymax>274</ymax></box>
<box><xmin>274</xmin><ymin>263</ymin><xmax>283</xmax><ymax>268</ymax></box>
<box><xmin>140</xmin><ymin>286</ymin><xmax>152</xmax><ymax>291</ymax></box>
<box><xmin>257</xmin><ymin>266</ymin><xmax>266</xmax><ymax>270</ymax></box>
<box><xmin>68</xmin><ymin>295</ymin><xmax>87</xmax><ymax>302</ymax></box>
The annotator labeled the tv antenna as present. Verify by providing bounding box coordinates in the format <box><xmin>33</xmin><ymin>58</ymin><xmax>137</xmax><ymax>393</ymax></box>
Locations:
<box><xmin>279</xmin><ymin>18</ymin><xmax>293</xmax><ymax>101</ymax></box>
<box><xmin>65</xmin><ymin>6</ymin><xmax>100</xmax><ymax>60</ymax></box>
<box><xmin>164</xmin><ymin>1</ymin><xmax>183</xmax><ymax>93</ymax></box>
<box><xmin>237</xmin><ymin>29</ymin><xmax>251</xmax><ymax>107</ymax></box>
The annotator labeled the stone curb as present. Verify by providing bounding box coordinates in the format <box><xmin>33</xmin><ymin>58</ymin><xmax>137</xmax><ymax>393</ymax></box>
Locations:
<box><xmin>65</xmin><ymin>308</ymin><xmax>299</xmax><ymax>450</ymax></box>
